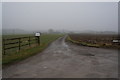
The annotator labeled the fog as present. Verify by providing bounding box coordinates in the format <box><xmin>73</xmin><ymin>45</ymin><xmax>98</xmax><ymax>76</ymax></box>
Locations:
<box><xmin>2</xmin><ymin>2</ymin><xmax>118</xmax><ymax>33</ymax></box>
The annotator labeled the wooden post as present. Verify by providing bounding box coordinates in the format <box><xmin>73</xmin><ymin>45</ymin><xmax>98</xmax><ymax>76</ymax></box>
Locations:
<box><xmin>19</xmin><ymin>38</ymin><xmax>21</xmax><ymax>51</ymax></box>
<box><xmin>37</xmin><ymin>36</ymin><xmax>40</xmax><ymax>45</ymax></box>
<box><xmin>3</xmin><ymin>39</ymin><xmax>5</xmax><ymax>55</ymax></box>
<box><xmin>29</xmin><ymin>36</ymin><xmax>31</xmax><ymax>47</ymax></box>
<box><xmin>35</xmin><ymin>32</ymin><xmax>41</xmax><ymax>45</ymax></box>
<box><xmin>36</xmin><ymin>37</ymin><xmax>38</xmax><ymax>44</ymax></box>
<box><xmin>39</xmin><ymin>37</ymin><xmax>41</xmax><ymax>45</ymax></box>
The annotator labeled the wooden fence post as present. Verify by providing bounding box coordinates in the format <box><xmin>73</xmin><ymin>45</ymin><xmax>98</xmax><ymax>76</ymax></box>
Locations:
<box><xmin>35</xmin><ymin>36</ymin><xmax>40</xmax><ymax>45</ymax></box>
<box><xmin>29</xmin><ymin>36</ymin><xmax>31</xmax><ymax>46</ymax></box>
<box><xmin>3</xmin><ymin>39</ymin><xmax>5</xmax><ymax>55</ymax></box>
<box><xmin>35</xmin><ymin>37</ymin><xmax>38</xmax><ymax>45</ymax></box>
<box><xmin>38</xmin><ymin>36</ymin><xmax>40</xmax><ymax>45</ymax></box>
<box><xmin>19</xmin><ymin>38</ymin><xmax>21</xmax><ymax>51</ymax></box>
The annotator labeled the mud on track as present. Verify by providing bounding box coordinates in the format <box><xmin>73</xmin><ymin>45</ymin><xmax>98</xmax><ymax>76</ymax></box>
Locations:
<box><xmin>3</xmin><ymin>36</ymin><xmax>118</xmax><ymax>78</ymax></box>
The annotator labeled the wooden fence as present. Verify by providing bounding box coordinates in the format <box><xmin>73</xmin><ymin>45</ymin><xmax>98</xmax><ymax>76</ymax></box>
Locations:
<box><xmin>3</xmin><ymin>36</ymin><xmax>40</xmax><ymax>55</ymax></box>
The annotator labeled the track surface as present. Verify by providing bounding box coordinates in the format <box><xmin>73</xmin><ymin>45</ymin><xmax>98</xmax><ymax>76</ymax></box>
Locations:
<box><xmin>3</xmin><ymin>36</ymin><xmax>118</xmax><ymax>78</ymax></box>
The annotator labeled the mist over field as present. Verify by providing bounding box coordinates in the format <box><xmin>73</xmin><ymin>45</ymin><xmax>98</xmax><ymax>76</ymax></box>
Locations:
<box><xmin>2</xmin><ymin>2</ymin><xmax>119</xmax><ymax>78</ymax></box>
<box><xmin>2</xmin><ymin>2</ymin><xmax>118</xmax><ymax>34</ymax></box>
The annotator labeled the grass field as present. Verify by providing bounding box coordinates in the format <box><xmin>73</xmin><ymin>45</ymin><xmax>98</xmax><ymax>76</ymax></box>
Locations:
<box><xmin>2</xmin><ymin>34</ymin><xmax>64</xmax><ymax>66</ymax></box>
<box><xmin>67</xmin><ymin>34</ymin><xmax>120</xmax><ymax>49</ymax></box>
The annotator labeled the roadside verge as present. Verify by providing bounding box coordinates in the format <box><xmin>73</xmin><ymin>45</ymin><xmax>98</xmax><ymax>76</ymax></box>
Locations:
<box><xmin>3</xmin><ymin>34</ymin><xmax>64</xmax><ymax>67</ymax></box>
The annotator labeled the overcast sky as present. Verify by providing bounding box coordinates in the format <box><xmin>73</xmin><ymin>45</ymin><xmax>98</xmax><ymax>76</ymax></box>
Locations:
<box><xmin>2</xmin><ymin>2</ymin><xmax>118</xmax><ymax>32</ymax></box>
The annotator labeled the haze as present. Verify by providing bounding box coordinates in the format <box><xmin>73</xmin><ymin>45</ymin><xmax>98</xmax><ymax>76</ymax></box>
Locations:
<box><xmin>2</xmin><ymin>2</ymin><xmax>118</xmax><ymax>33</ymax></box>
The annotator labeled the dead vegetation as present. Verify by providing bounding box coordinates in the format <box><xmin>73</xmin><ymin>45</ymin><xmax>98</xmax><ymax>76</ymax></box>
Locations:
<box><xmin>67</xmin><ymin>34</ymin><xmax>120</xmax><ymax>49</ymax></box>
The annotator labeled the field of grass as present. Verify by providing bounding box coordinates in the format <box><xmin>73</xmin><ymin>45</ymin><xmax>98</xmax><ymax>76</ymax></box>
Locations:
<box><xmin>2</xmin><ymin>34</ymin><xmax>64</xmax><ymax>66</ymax></box>
<box><xmin>67</xmin><ymin>34</ymin><xmax>120</xmax><ymax>49</ymax></box>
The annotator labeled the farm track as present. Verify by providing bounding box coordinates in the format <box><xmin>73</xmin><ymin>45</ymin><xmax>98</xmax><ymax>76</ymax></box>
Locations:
<box><xmin>3</xmin><ymin>35</ymin><xmax>118</xmax><ymax>78</ymax></box>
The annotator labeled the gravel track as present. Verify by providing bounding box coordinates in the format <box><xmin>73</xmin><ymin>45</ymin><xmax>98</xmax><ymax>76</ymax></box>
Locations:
<box><xmin>3</xmin><ymin>36</ymin><xmax>118</xmax><ymax>78</ymax></box>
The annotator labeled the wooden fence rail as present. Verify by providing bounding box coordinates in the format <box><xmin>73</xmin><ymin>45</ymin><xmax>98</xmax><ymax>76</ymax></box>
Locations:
<box><xmin>3</xmin><ymin>36</ymin><xmax>40</xmax><ymax>55</ymax></box>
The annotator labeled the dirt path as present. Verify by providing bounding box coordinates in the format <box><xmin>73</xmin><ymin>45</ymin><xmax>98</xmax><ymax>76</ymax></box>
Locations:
<box><xmin>3</xmin><ymin>36</ymin><xmax>118</xmax><ymax>78</ymax></box>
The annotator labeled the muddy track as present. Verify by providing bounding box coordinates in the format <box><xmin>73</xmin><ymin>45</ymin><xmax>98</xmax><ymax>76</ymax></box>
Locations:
<box><xmin>3</xmin><ymin>35</ymin><xmax>118</xmax><ymax>78</ymax></box>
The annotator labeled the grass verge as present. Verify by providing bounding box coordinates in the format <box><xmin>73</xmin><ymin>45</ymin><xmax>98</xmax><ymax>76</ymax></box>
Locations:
<box><xmin>3</xmin><ymin>34</ymin><xmax>64</xmax><ymax>66</ymax></box>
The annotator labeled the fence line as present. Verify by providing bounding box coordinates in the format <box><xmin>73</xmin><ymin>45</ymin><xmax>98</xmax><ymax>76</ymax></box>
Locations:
<box><xmin>3</xmin><ymin>36</ymin><xmax>40</xmax><ymax>55</ymax></box>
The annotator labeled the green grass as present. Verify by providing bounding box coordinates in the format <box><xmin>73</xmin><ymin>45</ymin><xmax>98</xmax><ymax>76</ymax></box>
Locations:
<box><xmin>3</xmin><ymin>34</ymin><xmax>34</xmax><ymax>39</ymax></box>
<box><xmin>2</xmin><ymin>34</ymin><xmax>64</xmax><ymax>66</ymax></box>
